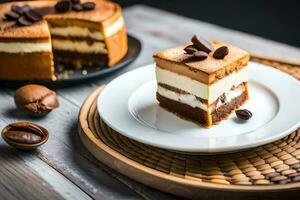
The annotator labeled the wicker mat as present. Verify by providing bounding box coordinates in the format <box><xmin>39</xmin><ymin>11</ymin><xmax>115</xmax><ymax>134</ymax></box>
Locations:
<box><xmin>78</xmin><ymin>57</ymin><xmax>300</xmax><ymax>199</ymax></box>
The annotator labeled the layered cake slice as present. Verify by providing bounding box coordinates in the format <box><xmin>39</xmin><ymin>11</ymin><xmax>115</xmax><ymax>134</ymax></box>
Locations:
<box><xmin>46</xmin><ymin>0</ymin><xmax>127</xmax><ymax>68</ymax></box>
<box><xmin>0</xmin><ymin>0</ymin><xmax>127</xmax><ymax>80</ymax></box>
<box><xmin>153</xmin><ymin>36</ymin><xmax>250</xmax><ymax>128</ymax></box>
<box><xmin>0</xmin><ymin>16</ymin><xmax>54</xmax><ymax>80</ymax></box>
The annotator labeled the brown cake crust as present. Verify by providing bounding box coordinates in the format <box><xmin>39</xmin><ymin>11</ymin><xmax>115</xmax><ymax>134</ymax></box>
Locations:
<box><xmin>46</xmin><ymin>0</ymin><xmax>118</xmax><ymax>27</ymax></box>
<box><xmin>0</xmin><ymin>52</ymin><xmax>54</xmax><ymax>80</ymax></box>
<box><xmin>0</xmin><ymin>2</ymin><xmax>50</xmax><ymax>39</ymax></box>
<box><xmin>153</xmin><ymin>41</ymin><xmax>250</xmax><ymax>85</ymax></box>
<box><xmin>105</xmin><ymin>27</ymin><xmax>127</xmax><ymax>66</ymax></box>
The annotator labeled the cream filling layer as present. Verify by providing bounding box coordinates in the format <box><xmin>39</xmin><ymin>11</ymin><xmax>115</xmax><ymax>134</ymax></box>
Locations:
<box><xmin>157</xmin><ymin>85</ymin><xmax>245</xmax><ymax>112</ymax></box>
<box><xmin>49</xmin><ymin>16</ymin><xmax>125</xmax><ymax>40</ymax></box>
<box><xmin>50</xmin><ymin>26</ymin><xmax>103</xmax><ymax>41</ymax></box>
<box><xmin>51</xmin><ymin>39</ymin><xmax>107</xmax><ymax>54</ymax></box>
<box><xmin>0</xmin><ymin>42</ymin><xmax>52</xmax><ymax>53</ymax></box>
<box><xmin>103</xmin><ymin>16</ymin><xmax>125</xmax><ymax>38</ymax></box>
<box><xmin>156</xmin><ymin>66</ymin><xmax>248</xmax><ymax>103</ymax></box>
<box><xmin>158</xmin><ymin>86</ymin><xmax>207</xmax><ymax>111</ymax></box>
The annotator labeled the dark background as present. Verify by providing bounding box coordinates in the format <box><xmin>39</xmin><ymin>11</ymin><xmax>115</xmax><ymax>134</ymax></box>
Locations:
<box><xmin>115</xmin><ymin>0</ymin><xmax>299</xmax><ymax>48</ymax></box>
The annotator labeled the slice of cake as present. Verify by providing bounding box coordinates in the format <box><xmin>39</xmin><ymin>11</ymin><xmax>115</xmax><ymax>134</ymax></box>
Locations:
<box><xmin>46</xmin><ymin>0</ymin><xmax>127</xmax><ymax>68</ymax></box>
<box><xmin>0</xmin><ymin>14</ymin><xmax>54</xmax><ymax>80</ymax></box>
<box><xmin>0</xmin><ymin>0</ymin><xmax>127</xmax><ymax>81</ymax></box>
<box><xmin>153</xmin><ymin>36</ymin><xmax>250</xmax><ymax>128</ymax></box>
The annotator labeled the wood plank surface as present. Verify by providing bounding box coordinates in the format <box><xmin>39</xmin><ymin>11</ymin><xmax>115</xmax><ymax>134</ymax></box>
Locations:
<box><xmin>0</xmin><ymin>120</ymin><xmax>87</xmax><ymax>200</ymax></box>
<box><xmin>1</xmin><ymin>4</ymin><xmax>300</xmax><ymax>200</ymax></box>
<box><xmin>0</xmin><ymin>90</ymin><xmax>145</xmax><ymax>200</ymax></box>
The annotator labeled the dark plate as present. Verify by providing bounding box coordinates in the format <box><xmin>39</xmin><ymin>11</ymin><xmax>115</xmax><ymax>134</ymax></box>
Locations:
<box><xmin>0</xmin><ymin>34</ymin><xmax>141</xmax><ymax>87</ymax></box>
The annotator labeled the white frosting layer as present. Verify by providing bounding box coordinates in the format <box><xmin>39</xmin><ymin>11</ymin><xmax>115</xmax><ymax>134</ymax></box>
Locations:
<box><xmin>52</xmin><ymin>39</ymin><xmax>107</xmax><ymax>54</ymax></box>
<box><xmin>0</xmin><ymin>42</ymin><xmax>52</xmax><ymax>53</ymax></box>
<box><xmin>50</xmin><ymin>26</ymin><xmax>103</xmax><ymax>40</ymax></box>
<box><xmin>156</xmin><ymin>66</ymin><xmax>248</xmax><ymax>103</ymax></box>
<box><xmin>223</xmin><ymin>85</ymin><xmax>244</xmax><ymax>104</ymax></box>
<box><xmin>157</xmin><ymin>84</ymin><xmax>245</xmax><ymax>112</ymax></box>
<box><xmin>103</xmin><ymin>16</ymin><xmax>125</xmax><ymax>38</ymax></box>
<box><xmin>158</xmin><ymin>85</ymin><xmax>208</xmax><ymax>110</ymax></box>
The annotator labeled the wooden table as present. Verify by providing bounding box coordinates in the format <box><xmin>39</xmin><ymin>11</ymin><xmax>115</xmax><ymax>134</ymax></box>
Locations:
<box><xmin>1</xmin><ymin>5</ymin><xmax>300</xmax><ymax>200</ymax></box>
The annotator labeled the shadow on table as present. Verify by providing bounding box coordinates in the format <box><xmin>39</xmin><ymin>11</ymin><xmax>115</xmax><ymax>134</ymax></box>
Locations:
<box><xmin>66</xmin><ymin>121</ymin><xmax>182</xmax><ymax>200</ymax></box>
<box><xmin>3</xmin><ymin>107</ymin><xmax>50</xmax><ymax>121</ymax></box>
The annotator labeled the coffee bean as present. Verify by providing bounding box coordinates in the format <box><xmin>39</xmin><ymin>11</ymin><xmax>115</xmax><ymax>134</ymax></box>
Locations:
<box><xmin>72</xmin><ymin>4</ymin><xmax>83</xmax><ymax>11</ymax></box>
<box><xmin>235</xmin><ymin>109</ymin><xmax>252</xmax><ymax>120</ymax></box>
<box><xmin>24</xmin><ymin>10</ymin><xmax>43</xmax><ymax>22</ymax></box>
<box><xmin>5</xmin><ymin>130</ymin><xmax>42</xmax><ymax>144</ymax></box>
<box><xmin>71</xmin><ymin>0</ymin><xmax>81</xmax><ymax>4</ymax></box>
<box><xmin>191</xmin><ymin>35</ymin><xmax>213</xmax><ymax>53</ymax></box>
<box><xmin>2</xmin><ymin>122</ymin><xmax>49</xmax><ymax>150</ymax></box>
<box><xmin>193</xmin><ymin>51</ymin><xmax>208</xmax><ymax>60</ymax></box>
<box><xmin>213</xmin><ymin>46</ymin><xmax>229</xmax><ymax>59</ymax></box>
<box><xmin>14</xmin><ymin>84</ymin><xmax>59</xmax><ymax>117</ymax></box>
<box><xmin>11</xmin><ymin>5</ymin><xmax>31</xmax><ymax>15</ymax></box>
<box><xmin>22</xmin><ymin>5</ymin><xmax>32</xmax><ymax>12</ymax></box>
<box><xmin>17</xmin><ymin>16</ymin><xmax>33</xmax><ymax>26</ymax></box>
<box><xmin>55</xmin><ymin>0</ymin><xmax>71</xmax><ymax>13</ymax></box>
<box><xmin>82</xmin><ymin>2</ymin><xmax>96</xmax><ymax>11</ymax></box>
<box><xmin>34</xmin><ymin>6</ymin><xmax>56</xmax><ymax>16</ymax></box>
<box><xmin>9</xmin><ymin>122</ymin><xmax>44</xmax><ymax>137</ymax></box>
<box><xmin>4</xmin><ymin>12</ymin><xmax>20</xmax><ymax>21</ymax></box>
<box><xmin>184</xmin><ymin>45</ymin><xmax>199</xmax><ymax>54</ymax></box>
<box><xmin>11</xmin><ymin>5</ymin><xmax>23</xmax><ymax>15</ymax></box>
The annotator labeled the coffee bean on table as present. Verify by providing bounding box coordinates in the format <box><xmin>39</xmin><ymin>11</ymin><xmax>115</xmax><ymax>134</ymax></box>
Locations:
<box><xmin>55</xmin><ymin>0</ymin><xmax>71</xmax><ymax>13</ymax></box>
<box><xmin>17</xmin><ymin>16</ymin><xmax>33</xmax><ymax>26</ymax></box>
<box><xmin>14</xmin><ymin>84</ymin><xmax>59</xmax><ymax>117</ymax></box>
<box><xmin>235</xmin><ymin>109</ymin><xmax>252</xmax><ymax>120</ymax></box>
<box><xmin>193</xmin><ymin>51</ymin><xmax>208</xmax><ymax>60</ymax></box>
<box><xmin>184</xmin><ymin>45</ymin><xmax>199</xmax><ymax>54</ymax></box>
<box><xmin>24</xmin><ymin>10</ymin><xmax>43</xmax><ymax>22</ymax></box>
<box><xmin>1</xmin><ymin>122</ymin><xmax>49</xmax><ymax>150</ymax></box>
<box><xmin>213</xmin><ymin>46</ymin><xmax>229</xmax><ymax>59</ymax></box>
<box><xmin>191</xmin><ymin>35</ymin><xmax>213</xmax><ymax>53</ymax></box>
<box><xmin>72</xmin><ymin>4</ymin><xmax>83</xmax><ymax>12</ymax></box>
<box><xmin>6</xmin><ymin>130</ymin><xmax>42</xmax><ymax>144</ymax></box>
<box><xmin>4</xmin><ymin>12</ymin><xmax>20</xmax><ymax>21</ymax></box>
<box><xmin>82</xmin><ymin>2</ymin><xmax>96</xmax><ymax>11</ymax></box>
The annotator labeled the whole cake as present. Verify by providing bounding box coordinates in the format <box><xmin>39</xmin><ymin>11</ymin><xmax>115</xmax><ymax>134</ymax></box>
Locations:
<box><xmin>0</xmin><ymin>0</ymin><xmax>127</xmax><ymax>80</ymax></box>
<box><xmin>153</xmin><ymin>36</ymin><xmax>250</xmax><ymax>128</ymax></box>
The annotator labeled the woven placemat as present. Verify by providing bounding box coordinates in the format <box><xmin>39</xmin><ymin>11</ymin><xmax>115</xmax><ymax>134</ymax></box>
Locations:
<box><xmin>79</xmin><ymin>58</ymin><xmax>300</xmax><ymax>199</ymax></box>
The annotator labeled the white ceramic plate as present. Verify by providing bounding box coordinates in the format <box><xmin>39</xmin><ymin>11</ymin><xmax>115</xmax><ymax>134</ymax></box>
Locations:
<box><xmin>98</xmin><ymin>62</ymin><xmax>300</xmax><ymax>154</ymax></box>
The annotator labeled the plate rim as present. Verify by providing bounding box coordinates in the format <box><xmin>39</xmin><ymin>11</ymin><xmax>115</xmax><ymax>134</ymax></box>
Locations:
<box><xmin>98</xmin><ymin>62</ymin><xmax>300</xmax><ymax>153</ymax></box>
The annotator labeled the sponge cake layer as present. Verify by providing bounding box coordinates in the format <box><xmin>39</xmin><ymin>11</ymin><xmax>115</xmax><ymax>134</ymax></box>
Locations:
<box><xmin>153</xmin><ymin>41</ymin><xmax>250</xmax><ymax>84</ymax></box>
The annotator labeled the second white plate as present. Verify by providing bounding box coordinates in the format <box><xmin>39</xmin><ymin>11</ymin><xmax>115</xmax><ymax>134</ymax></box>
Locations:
<box><xmin>98</xmin><ymin>62</ymin><xmax>300</xmax><ymax>154</ymax></box>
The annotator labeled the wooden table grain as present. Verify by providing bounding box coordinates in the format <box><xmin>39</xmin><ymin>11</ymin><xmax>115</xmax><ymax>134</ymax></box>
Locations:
<box><xmin>1</xmin><ymin>5</ymin><xmax>300</xmax><ymax>200</ymax></box>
